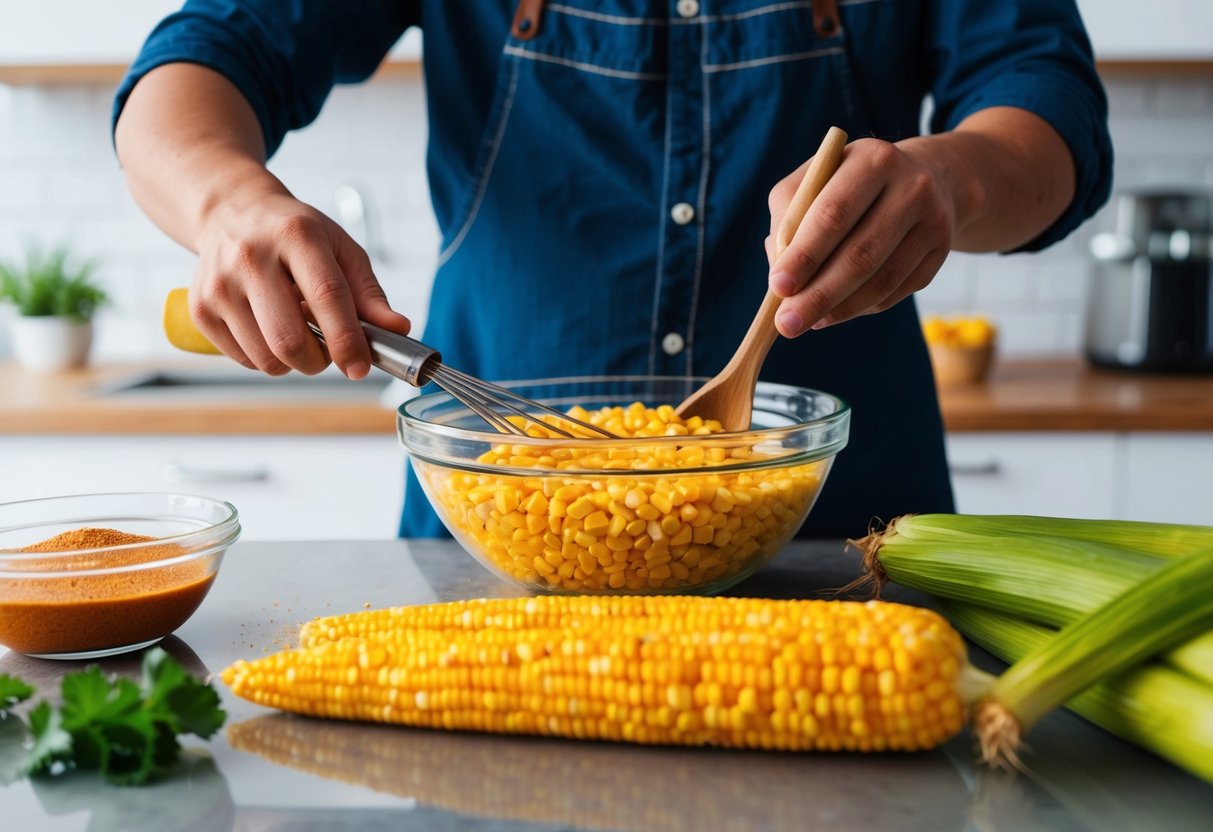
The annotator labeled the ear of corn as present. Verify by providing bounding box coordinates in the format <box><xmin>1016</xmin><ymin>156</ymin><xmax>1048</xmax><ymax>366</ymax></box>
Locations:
<box><xmin>227</xmin><ymin>596</ymin><xmax>980</xmax><ymax>753</ymax></box>
<box><xmin>858</xmin><ymin>528</ymin><xmax>1213</xmax><ymax>686</ymax></box>
<box><xmin>887</xmin><ymin>514</ymin><xmax>1213</xmax><ymax>560</ymax></box>
<box><xmin>971</xmin><ymin>546</ymin><xmax>1213</xmax><ymax>765</ymax></box>
<box><xmin>943</xmin><ymin>600</ymin><xmax>1213</xmax><ymax>785</ymax></box>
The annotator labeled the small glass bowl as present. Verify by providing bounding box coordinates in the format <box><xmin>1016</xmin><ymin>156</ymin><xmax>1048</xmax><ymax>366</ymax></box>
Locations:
<box><xmin>399</xmin><ymin>377</ymin><xmax>849</xmax><ymax>595</ymax></box>
<box><xmin>0</xmin><ymin>492</ymin><xmax>240</xmax><ymax>659</ymax></box>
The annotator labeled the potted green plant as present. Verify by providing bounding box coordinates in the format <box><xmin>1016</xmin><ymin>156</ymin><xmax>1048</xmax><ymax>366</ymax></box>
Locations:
<box><xmin>0</xmin><ymin>245</ymin><xmax>107</xmax><ymax>372</ymax></box>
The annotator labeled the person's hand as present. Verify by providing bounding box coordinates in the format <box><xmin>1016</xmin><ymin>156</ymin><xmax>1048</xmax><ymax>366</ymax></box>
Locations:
<box><xmin>188</xmin><ymin>184</ymin><xmax>411</xmax><ymax>378</ymax></box>
<box><xmin>765</xmin><ymin>137</ymin><xmax>958</xmax><ymax>337</ymax></box>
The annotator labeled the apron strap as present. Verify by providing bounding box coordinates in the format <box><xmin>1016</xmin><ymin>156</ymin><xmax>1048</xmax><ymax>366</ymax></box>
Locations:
<box><xmin>511</xmin><ymin>0</ymin><xmax>547</xmax><ymax>41</ymax></box>
<box><xmin>813</xmin><ymin>0</ymin><xmax>840</xmax><ymax>36</ymax></box>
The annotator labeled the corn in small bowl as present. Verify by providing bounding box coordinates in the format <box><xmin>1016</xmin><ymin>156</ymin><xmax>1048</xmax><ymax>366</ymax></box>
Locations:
<box><xmin>398</xmin><ymin>377</ymin><xmax>849</xmax><ymax>595</ymax></box>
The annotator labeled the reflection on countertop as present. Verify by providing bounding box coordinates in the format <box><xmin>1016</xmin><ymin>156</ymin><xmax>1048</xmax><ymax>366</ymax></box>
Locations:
<box><xmin>227</xmin><ymin>713</ymin><xmax>971</xmax><ymax>832</ymax></box>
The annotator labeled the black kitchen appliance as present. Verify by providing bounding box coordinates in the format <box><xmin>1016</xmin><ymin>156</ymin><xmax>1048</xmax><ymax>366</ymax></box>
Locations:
<box><xmin>1084</xmin><ymin>190</ymin><xmax>1213</xmax><ymax>373</ymax></box>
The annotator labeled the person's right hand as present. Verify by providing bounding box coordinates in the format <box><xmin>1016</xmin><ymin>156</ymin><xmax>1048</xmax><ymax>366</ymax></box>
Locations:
<box><xmin>188</xmin><ymin>186</ymin><xmax>411</xmax><ymax>379</ymax></box>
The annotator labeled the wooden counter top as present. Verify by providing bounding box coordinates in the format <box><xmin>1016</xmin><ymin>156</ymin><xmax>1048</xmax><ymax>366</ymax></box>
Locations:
<box><xmin>939</xmin><ymin>358</ymin><xmax>1213</xmax><ymax>432</ymax></box>
<box><xmin>1</xmin><ymin>358</ymin><xmax>1211</xmax><ymax>435</ymax></box>
<box><xmin>0</xmin><ymin>361</ymin><xmax>397</xmax><ymax>435</ymax></box>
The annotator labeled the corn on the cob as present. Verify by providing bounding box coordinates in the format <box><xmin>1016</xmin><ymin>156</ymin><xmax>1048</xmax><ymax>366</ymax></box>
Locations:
<box><xmin>854</xmin><ymin>523</ymin><xmax>1213</xmax><ymax>686</ymax></box>
<box><xmin>970</xmin><ymin>546</ymin><xmax>1213</xmax><ymax>766</ymax></box>
<box><xmin>886</xmin><ymin>513</ymin><xmax>1213</xmax><ymax>560</ymax></box>
<box><xmin>943</xmin><ymin>600</ymin><xmax>1213</xmax><ymax>784</ymax></box>
<box><xmin>226</xmin><ymin>596</ymin><xmax>979</xmax><ymax>753</ymax></box>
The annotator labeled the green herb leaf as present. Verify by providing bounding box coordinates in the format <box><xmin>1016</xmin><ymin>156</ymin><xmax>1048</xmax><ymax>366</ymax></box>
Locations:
<box><xmin>166</xmin><ymin>681</ymin><xmax>225</xmax><ymax>740</ymax></box>
<box><xmin>23</xmin><ymin>702</ymin><xmax>73</xmax><ymax>776</ymax></box>
<box><xmin>141</xmin><ymin>647</ymin><xmax>226</xmax><ymax>740</ymax></box>
<box><xmin>60</xmin><ymin>668</ymin><xmax>141</xmax><ymax>731</ymax></box>
<box><xmin>4</xmin><ymin>649</ymin><xmax>225</xmax><ymax>786</ymax></box>
<box><xmin>140</xmin><ymin>645</ymin><xmax>187</xmax><ymax>710</ymax></box>
<box><xmin>98</xmin><ymin>712</ymin><xmax>157</xmax><ymax>785</ymax></box>
<box><xmin>0</xmin><ymin>674</ymin><xmax>34</xmax><ymax>711</ymax></box>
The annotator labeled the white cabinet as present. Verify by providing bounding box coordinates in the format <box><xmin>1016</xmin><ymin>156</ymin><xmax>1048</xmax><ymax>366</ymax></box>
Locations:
<box><xmin>945</xmin><ymin>433</ymin><xmax>1120</xmax><ymax>518</ymax></box>
<box><xmin>947</xmin><ymin>432</ymin><xmax>1213</xmax><ymax>522</ymax></box>
<box><xmin>0</xmin><ymin>435</ymin><xmax>405</xmax><ymax>541</ymax></box>
<box><xmin>1122</xmin><ymin>434</ymin><xmax>1213</xmax><ymax>524</ymax></box>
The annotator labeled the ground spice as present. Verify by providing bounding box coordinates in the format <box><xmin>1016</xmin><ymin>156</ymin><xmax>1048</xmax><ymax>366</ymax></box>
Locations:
<box><xmin>0</xmin><ymin>527</ymin><xmax>216</xmax><ymax>655</ymax></box>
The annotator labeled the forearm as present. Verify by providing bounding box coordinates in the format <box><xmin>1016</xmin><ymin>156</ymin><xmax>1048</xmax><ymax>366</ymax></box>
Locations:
<box><xmin>114</xmin><ymin>63</ymin><xmax>288</xmax><ymax>252</ymax></box>
<box><xmin>898</xmin><ymin>106</ymin><xmax>1077</xmax><ymax>253</ymax></box>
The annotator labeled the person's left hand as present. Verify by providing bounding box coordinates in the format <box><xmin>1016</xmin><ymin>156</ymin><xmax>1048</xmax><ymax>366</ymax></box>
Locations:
<box><xmin>765</xmin><ymin>137</ymin><xmax>957</xmax><ymax>337</ymax></box>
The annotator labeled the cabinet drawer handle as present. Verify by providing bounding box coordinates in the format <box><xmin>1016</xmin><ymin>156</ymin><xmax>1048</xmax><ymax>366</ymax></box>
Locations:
<box><xmin>949</xmin><ymin>459</ymin><xmax>1002</xmax><ymax>476</ymax></box>
<box><xmin>162</xmin><ymin>463</ymin><xmax>271</xmax><ymax>484</ymax></box>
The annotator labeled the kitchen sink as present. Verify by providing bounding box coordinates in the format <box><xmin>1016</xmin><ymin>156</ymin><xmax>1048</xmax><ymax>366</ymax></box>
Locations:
<box><xmin>96</xmin><ymin>368</ymin><xmax>391</xmax><ymax>402</ymax></box>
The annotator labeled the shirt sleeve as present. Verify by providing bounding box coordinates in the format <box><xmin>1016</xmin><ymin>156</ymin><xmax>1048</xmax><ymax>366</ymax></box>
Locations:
<box><xmin>926</xmin><ymin>0</ymin><xmax>1113</xmax><ymax>252</ymax></box>
<box><xmin>112</xmin><ymin>0</ymin><xmax>417</xmax><ymax>158</ymax></box>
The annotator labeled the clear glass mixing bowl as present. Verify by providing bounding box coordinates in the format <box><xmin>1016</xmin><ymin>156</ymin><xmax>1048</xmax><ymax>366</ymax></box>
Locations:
<box><xmin>399</xmin><ymin>377</ymin><xmax>849</xmax><ymax>595</ymax></box>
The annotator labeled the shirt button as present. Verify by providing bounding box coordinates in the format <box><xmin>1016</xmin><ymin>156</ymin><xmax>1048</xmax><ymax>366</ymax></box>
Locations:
<box><xmin>662</xmin><ymin>332</ymin><xmax>686</xmax><ymax>355</ymax></box>
<box><xmin>670</xmin><ymin>202</ymin><xmax>695</xmax><ymax>225</ymax></box>
<box><xmin>676</xmin><ymin>0</ymin><xmax>700</xmax><ymax>18</ymax></box>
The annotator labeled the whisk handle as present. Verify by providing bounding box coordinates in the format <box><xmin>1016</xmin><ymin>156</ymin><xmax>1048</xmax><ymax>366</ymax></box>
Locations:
<box><xmin>306</xmin><ymin>321</ymin><xmax>439</xmax><ymax>388</ymax></box>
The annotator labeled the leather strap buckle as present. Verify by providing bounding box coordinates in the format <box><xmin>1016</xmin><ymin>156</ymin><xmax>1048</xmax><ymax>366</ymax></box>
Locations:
<box><xmin>813</xmin><ymin>0</ymin><xmax>841</xmax><ymax>37</ymax></box>
<box><xmin>511</xmin><ymin>0</ymin><xmax>546</xmax><ymax>41</ymax></box>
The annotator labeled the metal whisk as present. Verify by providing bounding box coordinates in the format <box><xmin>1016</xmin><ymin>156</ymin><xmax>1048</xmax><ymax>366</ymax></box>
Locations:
<box><xmin>308</xmin><ymin>321</ymin><xmax>614</xmax><ymax>438</ymax></box>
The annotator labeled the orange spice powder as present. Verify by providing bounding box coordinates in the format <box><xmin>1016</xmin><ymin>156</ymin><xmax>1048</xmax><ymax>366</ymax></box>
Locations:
<box><xmin>0</xmin><ymin>527</ymin><xmax>217</xmax><ymax>655</ymax></box>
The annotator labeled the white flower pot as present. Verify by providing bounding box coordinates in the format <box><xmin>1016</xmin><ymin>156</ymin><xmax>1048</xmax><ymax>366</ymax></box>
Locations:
<box><xmin>8</xmin><ymin>316</ymin><xmax>94</xmax><ymax>372</ymax></box>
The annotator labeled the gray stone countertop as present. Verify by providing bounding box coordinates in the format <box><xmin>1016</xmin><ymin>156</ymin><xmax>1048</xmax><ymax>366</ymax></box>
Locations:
<box><xmin>2</xmin><ymin>539</ymin><xmax>1211</xmax><ymax>832</ymax></box>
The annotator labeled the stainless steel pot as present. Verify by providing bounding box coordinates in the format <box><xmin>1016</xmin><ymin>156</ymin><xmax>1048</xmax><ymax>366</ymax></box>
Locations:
<box><xmin>1084</xmin><ymin>190</ymin><xmax>1213</xmax><ymax>373</ymax></box>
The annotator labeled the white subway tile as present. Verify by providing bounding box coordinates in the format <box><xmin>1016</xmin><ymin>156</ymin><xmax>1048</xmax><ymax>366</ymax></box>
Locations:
<box><xmin>1109</xmin><ymin>114</ymin><xmax>1213</xmax><ymax>158</ymax></box>
<box><xmin>972</xmin><ymin>252</ymin><xmax>1039</xmax><ymax>306</ymax></box>
<box><xmin>1142</xmin><ymin>159</ymin><xmax>1210</xmax><ymax>190</ymax></box>
<box><xmin>45</xmin><ymin>163</ymin><xmax>124</xmax><ymax>210</ymax></box>
<box><xmin>991</xmin><ymin>310</ymin><xmax>1065</xmax><ymax>357</ymax></box>
<box><xmin>1104</xmin><ymin>78</ymin><xmax>1151</xmax><ymax>117</ymax></box>
<box><xmin>1056</xmin><ymin>309</ymin><xmax>1087</xmax><ymax>355</ymax></box>
<box><xmin>1033</xmin><ymin>260</ymin><xmax>1092</xmax><ymax>307</ymax></box>
<box><xmin>1149</xmin><ymin>77</ymin><xmax>1213</xmax><ymax>117</ymax></box>
<box><xmin>0</xmin><ymin>165</ymin><xmax>45</xmax><ymax>211</ymax></box>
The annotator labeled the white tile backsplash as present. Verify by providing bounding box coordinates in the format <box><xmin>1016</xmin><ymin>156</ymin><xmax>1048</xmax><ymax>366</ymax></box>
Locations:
<box><xmin>0</xmin><ymin>73</ymin><xmax>1209</xmax><ymax>361</ymax></box>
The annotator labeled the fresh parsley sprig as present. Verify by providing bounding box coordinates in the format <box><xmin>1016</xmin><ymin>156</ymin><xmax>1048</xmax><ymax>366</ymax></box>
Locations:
<box><xmin>0</xmin><ymin>647</ymin><xmax>225</xmax><ymax>786</ymax></box>
<box><xmin>0</xmin><ymin>674</ymin><xmax>33</xmax><ymax>711</ymax></box>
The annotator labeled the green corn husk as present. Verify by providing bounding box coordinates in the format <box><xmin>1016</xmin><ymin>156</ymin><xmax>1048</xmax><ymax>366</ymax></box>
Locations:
<box><xmin>890</xmin><ymin>513</ymin><xmax>1213</xmax><ymax>560</ymax></box>
<box><xmin>971</xmin><ymin>547</ymin><xmax>1213</xmax><ymax>768</ymax></box>
<box><xmin>943</xmin><ymin>599</ymin><xmax>1213</xmax><ymax>785</ymax></box>
<box><xmin>856</xmin><ymin>527</ymin><xmax>1213</xmax><ymax>686</ymax></box>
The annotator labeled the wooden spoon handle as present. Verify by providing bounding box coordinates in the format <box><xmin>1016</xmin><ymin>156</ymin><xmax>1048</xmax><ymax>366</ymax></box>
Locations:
<box><xmin>775</xmin><ymin>125</ymin><xmax>849</xmax><ymax>260</ymax></box>
<box><xmin>745</xmin><ymin>126</ymin><xmax>849</xmax><ymax>359</ymax></box>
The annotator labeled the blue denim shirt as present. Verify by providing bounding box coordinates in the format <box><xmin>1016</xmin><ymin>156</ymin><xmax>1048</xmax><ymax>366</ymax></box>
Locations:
<box><xmin>115</xmin><ymin>0</ymin><xmax>1112</xmax><ymax>538</ymax></box>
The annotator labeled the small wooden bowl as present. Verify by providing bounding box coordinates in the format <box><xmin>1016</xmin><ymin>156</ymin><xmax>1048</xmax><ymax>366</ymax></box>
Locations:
<box><xmin>929</xmin><ymin>343</ymin><xmax>996</xmax><ymax>388</ymax></box>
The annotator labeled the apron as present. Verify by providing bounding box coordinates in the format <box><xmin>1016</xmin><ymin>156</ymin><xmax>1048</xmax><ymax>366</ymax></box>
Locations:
<box><xmin>401</xmin><ymin>0</ymin><xmax>953</xmax><ymax>538</ymax></box>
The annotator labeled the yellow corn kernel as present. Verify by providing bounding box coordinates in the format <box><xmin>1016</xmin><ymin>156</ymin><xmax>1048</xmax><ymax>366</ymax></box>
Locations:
<box><xmin>583</xmin><ymin>510</ymin><xmax>610</xmax><ymax>535</ymax></box>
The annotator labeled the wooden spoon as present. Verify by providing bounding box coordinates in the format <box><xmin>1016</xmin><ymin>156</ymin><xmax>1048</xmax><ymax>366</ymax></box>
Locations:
<box><xmin>675</xmin><ymin>126</ymin><xmax>848</xmax><ymax>430</ymax></box>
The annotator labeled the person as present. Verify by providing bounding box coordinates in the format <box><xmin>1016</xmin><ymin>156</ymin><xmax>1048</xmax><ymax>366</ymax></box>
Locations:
<box><xmin>113</xmin><ymin>0</ymin><xmax>1112</xmax><ymax>539</ymax></box>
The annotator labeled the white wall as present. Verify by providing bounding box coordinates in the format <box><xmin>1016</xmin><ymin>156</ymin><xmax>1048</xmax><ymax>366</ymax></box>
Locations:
<box><xmin>1</xmin><ymin>72</ymin><xmax>1211</xmax><ymax>362</ymax></box>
